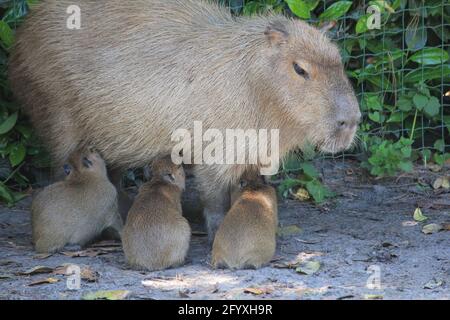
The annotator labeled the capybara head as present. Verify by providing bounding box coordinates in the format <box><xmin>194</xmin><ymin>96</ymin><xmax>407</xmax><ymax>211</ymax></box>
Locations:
<box><xmin>151</xmin><ymin>156</ymin><xmax>186</xmax><ymax>190</ymax></box>
<box><xmin>65</xmin><ymin>148</ymin><xmax>108</xmax><ymax>179</ymax></box>
<box><xmin>230</xmin><ymin>170</ymin><xmax>268</xmax><ymax>205</ymax></box>
<box><xmin>259</xmin><ymin>18</ymin><xmax>361</xmax><ymax>153</ymax></box>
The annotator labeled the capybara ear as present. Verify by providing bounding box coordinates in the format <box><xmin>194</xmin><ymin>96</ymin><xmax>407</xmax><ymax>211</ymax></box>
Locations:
<box><xmin>318</xmin><ymin>21</ymin><xmax>336</xmax><ymax>34</ymax></box>
<box><xmin>264</xmin><ymin>21</ymin><xmax>289</xmax><ymax>46</ymax></box>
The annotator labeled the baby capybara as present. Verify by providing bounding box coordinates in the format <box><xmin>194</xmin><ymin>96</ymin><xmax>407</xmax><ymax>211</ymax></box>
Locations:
<box><xmin>122</xmin><ymin>156</ymin><xmax>190</xmax><ymax>271</ymax></box>
<box><xmin>31</xmin><ymin>149</ymin><xmax>123</xmax><ymax>253</ymax></box>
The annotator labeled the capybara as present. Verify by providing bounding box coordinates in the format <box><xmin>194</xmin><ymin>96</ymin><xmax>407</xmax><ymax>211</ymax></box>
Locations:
<box><xmin>122</xmin><ymin>156</ymin><xmax>190</xmax><ymax>271</ymax></box>
<box><xmin>10</xmin><ymin>0</ymin><xmax>360</xmax><ymax>249</ymax></box>
<box><xmin>31</xmin><ymin>149</ymin><xmax>123</xmax><ymax>253</ymax></box>
<box><xmin>212</xmin><ymin>171</ymin><xmax>278</xmax><ymax>269</ymax></box>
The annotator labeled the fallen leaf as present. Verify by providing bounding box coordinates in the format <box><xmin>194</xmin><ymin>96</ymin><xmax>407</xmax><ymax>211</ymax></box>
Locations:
<box><xmin>432</xmin><ymin>177</ymin><xmax>444</xmax><ymax>189</ymax></box>
<box><xmin>179</xmin><ymin>290</ymin><xmax>190</xmax><ymax>298</ymax></box>
<box><xmin>413</xmin><ymin>208</ymin><xmax>428</xmax><ymax>222</ymax></box>
<box><xmin>80</xmin><ymin>267</ymin><xmax>99</xmax><ymax>282</ymax></box>
<box><xmin>244</xmin><ymin>287</ymin><xmax>272</xmax><ymax>295</ymax></box>
<box><xmin>33</xmin><ymin>253</ymin><xmax>53</xmax><ymax>260</ymax></box>
<box><xmin>364</xmin><ymin>294</ymin><xmax>383</xmax><ymax>300</ymax></box>
<box><xmin>427</xmin><ymin>164</ymin><xmax>442</xmax><ymax>172</ymax></box>
<box><xmin>0</xmin><ymin>274</ymin><xmax>14</xmax><ymax>280</ymax></box>
<box><xmin>18</xmin><ymin>266</ymin><xmax>54</xmax><ymax>276</ymax></box>
<box><xmin>402</xmin><ymin>221</ymin><xmax>419</xmax><ymax>227</ymax></box>
<box><xmin>295</xmin><ymin>261</ymin><xmax>321</xmax><ymax>275</ymax></box>
<box><xmin>28</xmin><ymin>277</ymin><xmax>59</xmax><ymax>287</ymax></box>
<box><xmin>442</xmin><ymin>177</ymin><xmax>450</xmax><ymax>189</ymax></box>
<box><xmin>424</xmin><ymin>278</ymin><xmax>444</xmax><ymax>289</ymax></box>
<box><xmin>53</xmin><ymin>265</ymin><xmax>99</xmax><ymax>282</ymax></box>
<box><xmin>82</xmin><ymin>290</ymin><xmax>131</xmax><ymax>301</ymax></box>
<box><xmin>422</xmin><ymin>223</ymin><xmax>443</xmax><ymax>234</ymax></box>
<box><xmin>277</xmin><ymin>225</ymin><xmax>302</xmax><ymax>237</ymax></box>
<box><xmin>293</xmin><ymin>188</ymin><xmax>310</xmax><ymax>201</ymax></box>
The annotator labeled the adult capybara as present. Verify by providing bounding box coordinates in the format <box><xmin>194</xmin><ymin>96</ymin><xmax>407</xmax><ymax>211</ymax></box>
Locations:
<box><xmin>9</xmin><ymin>0</ymin><xmax>360</xmax><ymax>253</ymax></box>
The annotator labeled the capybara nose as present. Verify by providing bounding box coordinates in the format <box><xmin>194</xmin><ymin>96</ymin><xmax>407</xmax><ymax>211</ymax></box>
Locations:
<box><xmin>336</xmin><ymin>115</ymin><xmax>361</xmax><ymax>131</ymax></box>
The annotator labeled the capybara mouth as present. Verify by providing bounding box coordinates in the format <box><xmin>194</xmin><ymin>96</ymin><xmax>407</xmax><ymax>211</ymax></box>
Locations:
<box><xmin>318</xmin><ymin>132</ymin><xmax>357</xmax><ymax>154</ymax></box>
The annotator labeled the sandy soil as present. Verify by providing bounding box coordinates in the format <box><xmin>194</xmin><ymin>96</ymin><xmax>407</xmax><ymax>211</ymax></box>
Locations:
<box><xmin>0</xmin><ymin>160</ymin><xmax>448</xmax><ymax>300</ymax></box>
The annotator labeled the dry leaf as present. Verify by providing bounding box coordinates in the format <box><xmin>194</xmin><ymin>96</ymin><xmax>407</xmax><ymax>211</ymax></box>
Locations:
<box><xmin>28</xmin><ymin>277</ymin><xmax>59</xmax><ymax>287</ymax></box>
<box><xmin>293</xmin><ymin>188</ymin><xmax>310</xmax><ymax>201</ymax></box>
<box><xmin>422</xmin><ymin>223</ymin><xmax>443</xmax><ymax>234</ymax></box>
<box><xmin>427</xmin><ymin>164</ymin><xmax>442</xmax><ymax>172</ymax></box>
<box><xmin>0</xmin><ymin>274</ymin><xmax>14</xmax><ymax>280</ymax></box>
<box><xmin>277</xmin><ymin>225</ymin><xmax>302</xmax><ymax>237</ymax></box>
<box><xmin>33</xmin><ymin>253</ymin><xmax>53</xmax><ymax>260</ymax></box>
<box><xmin>442</xmin><ymin>177</ymin><xmax>450</xmax><ymax>189</ymax></box>
<box><xmin>402</xmin><ymin>221</ymin><xmax>419</xmax><ymax>227</ymax></box>
<box><xmin>432</xmin><ymin>177</ymin><xmax>444</xmax><ymax>189</ymax></box>
<box><xmin>18</xmin><ymin>266</ymin><xmax>54</xmax><ymax>276</ymax></box>
<box><xmin>413</xmin><ymin>208</ymin><xmax>428</xmax><ymax>222</ymax></box>
<box><xmin>424</xmin><ymin>279</ymin><xmax>444</xmax><ymax>289</ymax></box>
<box><xmin>244</xmin><ymin>287</ymin><xmax>272</xmax><ymax>295</ymax></box>
<box><xmin>80</xmin><ymin>267</ymin><xmax>99</xmax><ymax>282</ymax></box>
<box><xmin>82</xmin><ymin>290</ymin><xmax>131</xmax><ymax>300</ymax></box>
<box><xmin>295</xmin><ymin>261</ymin><xmax>321</xmax><ymax>275</ymax></box>
<box><xmin>364</xmin><ymin>294</ymin><xmax>383</xmax><ymax>300</ymax></box>
<box><xmin>179</xmin><ymin>290</ymin><xmax>190</xmax><ymax>298</ymax></box>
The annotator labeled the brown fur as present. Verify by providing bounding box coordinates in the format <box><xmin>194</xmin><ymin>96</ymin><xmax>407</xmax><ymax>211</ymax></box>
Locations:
<box><xmin>10</xmin><ymin>0</ymin><xmax>360</xmax><ymax>238</ymax></box>
<box><xmin>31</xmin><ymin>149</ymin><xmax>123</xmax><ymax>253</ymax></box>
<box><xmin>122</xmin><ymin>156</ymin><xmax>190</xmax><ymax>271</ymax></box>
<box><xmin>212</xmin><ymin>171</ymin><xmax>278</xmax><ymax>269</ymax></box>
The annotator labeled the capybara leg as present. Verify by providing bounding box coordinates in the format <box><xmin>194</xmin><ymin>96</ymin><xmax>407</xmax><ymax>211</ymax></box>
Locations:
<box><xmin>102</xmin><ymin>214</ymin><xmax>124</xmax><ymax>241</ymax></box>
<box><xmin>203</xmin><ymin>191</ymin><xmax>230</xmax><ymax>244</ymax></box>
<box><xmin>109</xmin><ymin>168</ymin><xmax>134</xmax><ymax>222</ymax></box>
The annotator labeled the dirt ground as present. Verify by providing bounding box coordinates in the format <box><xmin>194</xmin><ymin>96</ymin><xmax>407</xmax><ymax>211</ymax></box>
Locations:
<box><xmin>0</xmin><ymin>160</ymin><xmax>449</xmax><ymax>300</ymax></box>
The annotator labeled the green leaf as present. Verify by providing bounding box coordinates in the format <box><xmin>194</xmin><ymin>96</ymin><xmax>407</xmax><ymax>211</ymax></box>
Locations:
<box><xmin>305</xmin><ymin>180</ymin><xmax>333</xmax><ymax>203</ymax></box>
<box><xmin>363</xmin><ymin>93</ymin><xmax>383</xmax><ymax>111</ymax></box>
<box><xmin>423</xmin><ymin>96</ymin><xmax>440</xmax><ymax>117</ymax></box>
<box><xmin>319</xmin><ymin>1</ymin><xmax>352</xmax><ymax>21</ymax></box>
<box><xmin>397</xmin><ymin>96</ymin><xmax>412</xmax><ymax>112</ymax></box>
<box><xmin>295</xmin><ymin>261</ymin><xmax>321</xmax><ymax>275</ymax></box>
<box><xmin>398</xmin><ymin>161</ymin><xmax>413</xmax><ymax>172</ymax></box>
<box><xmin>9</xmin><ymin>143</ymin><xmax>26</xmax><ymax>167</ymax></box>
<box><xmin>0</xmin><ymin>113</ymin><xmax>18</xmax><ymax>135</ymax></box>
<box><xmin>285</xmin><ymin>0</ymin><xmax>317</xmax><ymax>19</ymax></box>
<box><xmin>412</xmin><ymin>94</ymin><xmax>428</xmax><ymax>110</ymax></box>
<box><xmin>0</xmin><ymin>21</ymin><xmax>14</xmax><ymax>49</ymax></box>
<box><xmin>413</xmin><ymin>208</ymin><xmax>428</xmax><ymax>222</ymax></box>
<box><xmin>0</xmin><ymin>182</ymin><xmax>14</xmax><ymax>205</ymax></box>
<box><xmin>300</xmin><ymin>162</ymin><xmax>319</xmax><ymax>179</ymax></box>
<box><xmin>356</xmin><ymin>15</ymin><xmax>369</xmax><ymax>34</ymax></box>
<box><xmin>368</xmin><ymin>111</ymin><xmax>381</xmax><ymax>123</ymax></box>
<box><xmin>410</xmin><ymin>48</ymin><xmax>449</xmax><ymax>65</ymax></box>
<box><xmin>404</xmin><ymin>65</ymin><xmax>450</xmax><ymax>83</ymax></box>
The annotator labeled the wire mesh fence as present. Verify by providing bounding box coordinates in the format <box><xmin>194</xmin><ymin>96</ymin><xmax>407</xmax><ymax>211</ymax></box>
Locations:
<box><xmin>219</xmin><ymin>0</ymin><xmax>450</xmax><ymax>170</ymax></box>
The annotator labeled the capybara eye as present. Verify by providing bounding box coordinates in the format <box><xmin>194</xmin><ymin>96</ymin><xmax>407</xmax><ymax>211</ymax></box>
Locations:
<box><xmin>293</xmin><ymin>62</ymin><xmax>308</xmax><ymax>79</ymax></box>
<box><xmin>82</xmin><ymin>157</ymin><xmax>93</xmax><ymax>168</ymax></box>
<box><xmin>63</xmin><ymin>164</ymin><xmax>71</xmax><ymax>175</ymax></box>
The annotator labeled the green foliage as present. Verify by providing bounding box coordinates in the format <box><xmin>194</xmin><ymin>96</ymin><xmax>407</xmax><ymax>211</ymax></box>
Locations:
<box><xmin>225</xmin><ymin>0</ymin><xmax>449</xmax><ymax>177</ymax></box>
<box><xmin>277</xmin><ymin>153</ymin><xmax>335</xmax><ymax>203</ymax></box>
<box><xmin>0</xmin><ymin>0</ymin><xmax>45</xmax><ymax>205</ymax></box>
